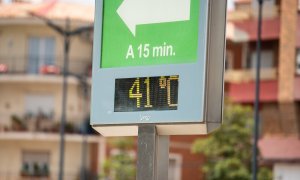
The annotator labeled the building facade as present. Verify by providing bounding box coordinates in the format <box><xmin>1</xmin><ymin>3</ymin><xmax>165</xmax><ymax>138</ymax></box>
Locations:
<box><xmin>0</xmin><ymin>2</ymin><xmax>105</xmax><ymax>179</ymax></box>
<box><xmin>226</xmin><ymin>0</ymin><xmax>300</xmax><ymax>179</ymax></box>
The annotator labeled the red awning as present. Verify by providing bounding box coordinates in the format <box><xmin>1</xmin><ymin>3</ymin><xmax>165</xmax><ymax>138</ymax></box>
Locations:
<box><xmin>229</xmin><ymin>14</ymin><xmax>300</xmax><ymax>46</ymax></box>
<box><xmin>259</xmin><ymin>136</ymin><xmax>300</xmax><ymax>162</ymax></box>
<box><xmin>232</xmin><ymin>18</ymin><xmax>280</xmax><ymax>41</ymax></box>
<box><xmin>227</xmin><ymin>80</ymin><xmax>278</xmax><ymax>103</ymax></box>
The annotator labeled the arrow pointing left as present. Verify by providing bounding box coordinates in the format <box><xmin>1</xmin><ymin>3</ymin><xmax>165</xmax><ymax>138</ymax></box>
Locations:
<box><xmin>117</xmin><ymin>0</ymin><xmax>191</xmax><ymax>36</ymax></box>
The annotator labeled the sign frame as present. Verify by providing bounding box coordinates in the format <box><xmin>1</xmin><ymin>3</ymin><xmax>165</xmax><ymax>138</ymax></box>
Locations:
<box><xmin>91</xmin><ymin>0</ymin><xmax>227</xmax><ymax>136</ymax></box>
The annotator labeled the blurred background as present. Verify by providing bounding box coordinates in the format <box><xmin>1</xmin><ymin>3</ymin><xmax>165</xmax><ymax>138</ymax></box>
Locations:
<box><xmin>0</xmin><ymin>0</ymin><xmax>299</xmax><ymax>180</ymax></box>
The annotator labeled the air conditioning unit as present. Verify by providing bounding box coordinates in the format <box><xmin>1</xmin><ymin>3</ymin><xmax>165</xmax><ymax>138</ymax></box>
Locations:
<box><xmin>297</xmin><ymin>51</ymin><xmax>300</xmax><ymax>75</ymax></box>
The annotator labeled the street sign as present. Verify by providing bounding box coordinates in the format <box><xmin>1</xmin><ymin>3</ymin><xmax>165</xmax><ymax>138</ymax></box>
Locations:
<box><xmin>91</xmin><ymin>0</ymin><xmax>227</xmax><ymax>136</ymax></box>
<box><xmin>101</xmin><ymin>0</ymin><xmax>200</xmax><ymax>68</ymax></box>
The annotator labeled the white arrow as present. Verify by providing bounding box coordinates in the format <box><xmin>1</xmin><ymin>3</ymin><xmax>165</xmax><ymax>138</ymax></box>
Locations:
<box><xmin>117</xmin><ymin>0</ymin><xmax>191</xmax><ymax>36</ymax></box>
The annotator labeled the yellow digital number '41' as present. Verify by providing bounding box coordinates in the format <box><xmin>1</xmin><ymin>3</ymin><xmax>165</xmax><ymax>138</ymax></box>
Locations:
<box><xmin>129</xmin><ymin>78</ymin><xmax>142</xmax><ymax>108</ymax></box>
<box><xmin>129</xmin><ymin>78</ymin><xmax>153</xmax><ymax>108</ymax></box>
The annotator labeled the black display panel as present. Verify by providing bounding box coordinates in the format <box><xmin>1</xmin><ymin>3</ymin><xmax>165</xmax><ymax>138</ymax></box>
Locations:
<box><xmin>114</xmin><ymin>76</ymin><xmax>179</xmax><ymax>112</ymax></box>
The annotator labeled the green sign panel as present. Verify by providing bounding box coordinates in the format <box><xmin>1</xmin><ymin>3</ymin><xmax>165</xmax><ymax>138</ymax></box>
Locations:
<box><xmin>101</xmin><ymin>0</ymin><xmax>201</xmax><ymax>68</ymax></box>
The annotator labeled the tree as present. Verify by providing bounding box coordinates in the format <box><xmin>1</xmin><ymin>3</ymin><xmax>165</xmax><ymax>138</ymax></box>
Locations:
<box><xmin>192</xmin><ymin>102</ymin><xmax>272</xmax><ymax>180</ymax></box>
<box><xmin>100</xmin><ymin>137</ymin><xmax>136</xmax><ymax>180</ymax></box>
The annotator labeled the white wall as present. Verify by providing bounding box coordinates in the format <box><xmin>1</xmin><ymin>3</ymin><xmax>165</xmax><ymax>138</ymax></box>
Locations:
<box><xmin>0</xmin><ymin>82</ymin><xmax>84</xmax><ymax>126</ymax></box>
<box><xmin>274</xmin><ymin>163</ymin><xmax>300</xmax><ymax>180</ymax></box>
<box><xmin>0</xmin><ymin>139</ymin><xmax>89</xmax><ymax>179</ymax></box>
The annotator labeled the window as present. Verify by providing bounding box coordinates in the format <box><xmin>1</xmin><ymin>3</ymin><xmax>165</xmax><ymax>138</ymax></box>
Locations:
<box><xmin>225</xmin><ymin>51</ymin><xmax>233</xmax><ymax>70</ymax></box>
<box><xmin>27</xmin><ymin>37</ymin><xmax>55</xmax><ymax>74</ymax></box>
<box><xmin>247</xmin><ymin>50</ymin><xmax>274</xmax><ymax>69</ymax></box>
<box><xmin>21</xmin><ymin>151</ymin><xmax>50</xmax><ymax>177</ymax></box>
<box><xmin>24</xmin><ymin>94</ymin><xmax>54</xmax><ymax>119</ymax></box>
<box><xmin>168</xmin><ymin>154</ymin><xmax>182</xmax><ymax>180</ymax></box>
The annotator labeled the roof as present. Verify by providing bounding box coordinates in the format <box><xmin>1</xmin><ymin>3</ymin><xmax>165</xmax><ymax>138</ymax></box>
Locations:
<box><xmin>259</xmin><ymin>136</ymin><xmax>300</xmax><ymax>162</ymax></box>
<box><xmin>0</xmin><ymin>1</ymin><xmax>94</xmax><ymax>23</ymax></box>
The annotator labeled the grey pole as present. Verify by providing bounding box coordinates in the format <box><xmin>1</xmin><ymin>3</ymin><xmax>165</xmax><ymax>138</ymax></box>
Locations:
<box><xmin>156</xmin><ymin>136</ymin><xmax>169</xmax><ymax>180</ymax></box>
<box><xmin>136</xmin><ymin>125</ymin><xmax>169</xmax><ymax>180</ymax></box>
<box><xmin>80</xmin><ymin>77</ymin><xmax>89</xmax><ymax>180</ymax></box>
<box><xmin>58</xmin><ymin>18</ymin><xmax>70</xmax><ymax>180</ymax></box>
<box><xmin>252</xmin><ymin>0</ymin><xmax>263</xmax><ymax>180</ymax></box>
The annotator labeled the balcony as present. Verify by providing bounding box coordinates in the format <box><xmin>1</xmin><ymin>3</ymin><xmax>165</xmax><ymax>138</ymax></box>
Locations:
<box><xmin>0</xmin><ymin>132</ymin><xmax>102</xmax><ymax>180</ymax></box>
<box><xmin>227</xmin><ymin>80</ymin><xmax>278</xmax><ymax>103</ymax></box>
<box><xmin>0</xmin><ymin>131</ymin><xmax>100</xmax><ymax>142</ymax></box>
<box><xmin>0</xmin><ymin>113</ymin><xmax>96</xmax><ymax>136</ymax></box>
<box><xmin>224</xmin><ymin>68</ymin><xmax>277</xmax><ymax>83</ymax></box>
<box><xmin>0</xmin><ymin>56</ymin><xmax>92</xmax><ymax>80</ymax></box>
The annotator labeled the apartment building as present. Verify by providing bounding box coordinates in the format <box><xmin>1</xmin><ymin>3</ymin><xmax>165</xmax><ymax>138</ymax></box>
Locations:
<box><xmin>226</xmin><ymin>0</ymin><xmax>300</xmax><ymax>179</ymax></box>
<box><xmin>0</xmin><ymin>1</ymin><xmax>105</xmax><ymax>179</ymax></box>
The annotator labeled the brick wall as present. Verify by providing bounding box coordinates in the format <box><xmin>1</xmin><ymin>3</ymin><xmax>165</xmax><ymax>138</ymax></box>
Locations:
<box><xmin>261</xmin><ymin>103</ymin><xmax>282</xmax><ymax>135</ymax></box>
<box><xmin>261</xmin><ymin>103</ymin><xmax>300</xmax><ymax>136</ymax></box>
<box><xmin>170</xmin><ymin>136</ymin><xmax>206</xmax><ymax>180</ymax></box>
<box><xmin>279</xmin><ymin>103</ymin><xmax>299</xmax><ymax>135</ymax></box>
<box><xmin>89</xmin><ymin>143</ymin><xmax>99</xmax><ymax>176</ymax></box>
<box><xmin>278</xmin><ymin>0</ymin><xmax>298</xmax><ymax>102</ymax></box>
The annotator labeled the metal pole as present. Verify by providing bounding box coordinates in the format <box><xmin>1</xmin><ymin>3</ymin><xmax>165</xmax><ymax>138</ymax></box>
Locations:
<box><xmin>156</xmin><ymin>136</ymin><xmax>169</xmax><ymax>180</ymax></box>
<box><xmin>252</xmin><ymin>1</ymin><xmax>263</xmax><ymax>180</ymax></box>
<box><xmin>80</xmin><ymin>78</ymin><xmax>88</xmax><ymax>180</ymax></box>
<box><xmin>58</xmin><ymin>18</ymin><xmax>70</xmax><ymax>180</ymax></box>
<box><xmin>136</xmin><ymin>125</ymin><xmax>169</xmax><ymax>180</ymax></box>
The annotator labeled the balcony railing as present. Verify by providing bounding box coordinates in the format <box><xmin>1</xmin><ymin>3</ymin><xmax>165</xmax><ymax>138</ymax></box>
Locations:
<box><xmin>0</xmin><ymin>56</ymin><xmax>92</xmax><ymax>76</ymax></box>
<box><xmin>0</xmin><ymin>172</ymin><xmax>84</xmax><ymax>180</ymax></box>
<box><xmin>224</xmin><ymin>68</ymin><xmax>277</xmax><ymax>83</ymax></box>
<box><xmin>0</xmin><ymin>113</ymin><xmax>95</xmax><ymax>135</ymax></box>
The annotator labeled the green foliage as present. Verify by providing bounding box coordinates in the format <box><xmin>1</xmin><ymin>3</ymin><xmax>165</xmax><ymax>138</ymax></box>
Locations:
<box><xmin>258</xmin><ymin>167</ymin><xmax>273</xmax><ymax>180</ymax></box>
<box><xmin>11</xmin><ymin>115</ymin><xmax>26</xmax><ymax>130</ymax></box>
<box><xmin>21</xmin><ymin>162</ymin><xmax>30</xmax><ymax>176</ymax></box>
<box><xmin>192</xmin><ymin>102</ymin><xmax>272</xmax><ymax>180</ymax></box>
<box><xmin>100</xmin><ymin>137</ymin><xmax>136</xmax><ymax>180</ymax></box>
<box><xmin>110</xmin><ymin>137</ymin><xmax>134</xmax><ymax>151</ymax></box>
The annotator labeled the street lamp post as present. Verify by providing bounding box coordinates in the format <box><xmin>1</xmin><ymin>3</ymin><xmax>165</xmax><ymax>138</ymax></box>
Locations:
<box><xmin>58</xmin><ymin>18</ymin><xmax>70</xmax><ymax>180</ymax></box>
<box><xmin>79</xmin><ymin>75</ymin><xmax>89</xmax><ymax>180</ymax></box>
<box><xmin>253</xmin><ymin>0</ymin><xmax>264</xmax><ymax>180</ymax></box>
<box><xmin>31</xmin><ymin>13</ymin><xmax>93</xmax><ymax>180</ymax></box>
